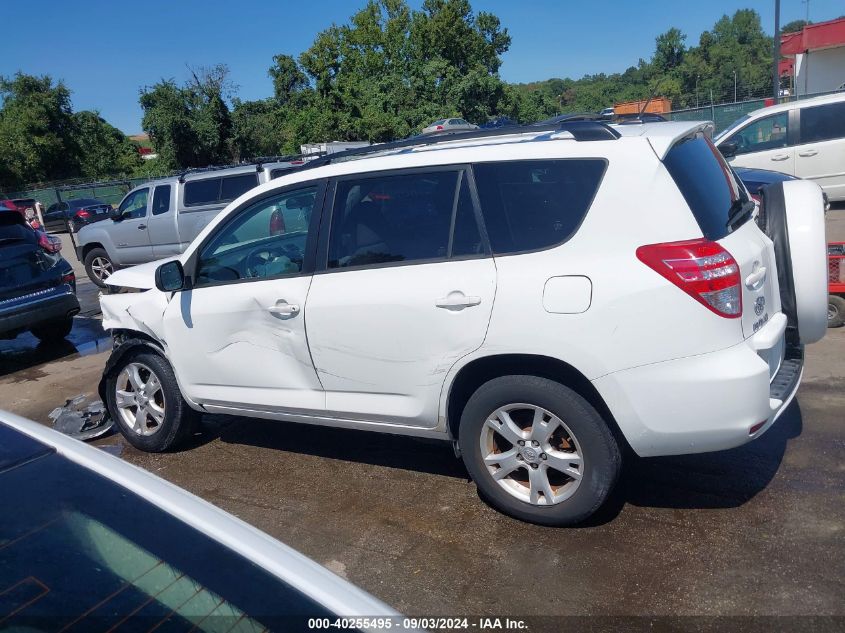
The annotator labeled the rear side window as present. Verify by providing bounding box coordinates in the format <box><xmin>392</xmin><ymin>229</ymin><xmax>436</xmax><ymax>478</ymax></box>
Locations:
<box><xmin>664</xmin><ymin>135</ymin><xmax>743</xmax><ymax>241</ymax></box>
<box><xmin>221</xmin><ymin>173</ymin><xmax>258</xmax><ymax>201</ymax></box>
<box><xmin>152</xmin><ymin>185</ymin><xmax>171</xmax><ymax>216</ymax></box>
<box><xmin>801</xmin><ymin>102</ymin><xmax>845</xmax><ymax>144</ymax></box>
<box><xmin>473</xmin><ymin>159</ymin><xmax>606</xmax><ymax>254</ymax></box>
<box><xmin>328</xmin><ymin>169</ymin><xmax>483</xmax><ymax>269</ymax></box>
<box><xmin>184</xmin><ymin>178</ymin><xmax>219</xmax><ymax>206</ymax></box>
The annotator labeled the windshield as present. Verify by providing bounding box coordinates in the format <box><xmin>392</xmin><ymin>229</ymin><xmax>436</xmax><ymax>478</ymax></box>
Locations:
<box><xmin>0</xmin><ymin>446</ymin><xmax>338</xmax><ymax>631</ymax></box>
<box><xmin>714</xmin><ymin>114</ymin><xmax>750</xmax><ymax>141</ymax></box>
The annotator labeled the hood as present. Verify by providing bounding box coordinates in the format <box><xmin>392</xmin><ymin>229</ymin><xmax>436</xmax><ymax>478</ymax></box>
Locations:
<box><xmin>106</xmin><ymin>257</ymin><xmax>178</xmax><ymax>290</ymax></box>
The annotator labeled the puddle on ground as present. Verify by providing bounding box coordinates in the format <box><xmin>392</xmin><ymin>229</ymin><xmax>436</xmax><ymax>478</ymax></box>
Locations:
<box><xmin>0</xmin><ymin>317</ymin><xmax>111</xmax><ymax>377</ymax></box>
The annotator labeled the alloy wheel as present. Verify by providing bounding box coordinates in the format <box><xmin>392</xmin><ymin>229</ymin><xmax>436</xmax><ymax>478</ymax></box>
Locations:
<box><xmin>480</xmin><ymin>403</ymin><xmax>584</xmax><ymax>506</ymax></box>
<box><xmin>115</xmin><ymin>362</ymin><xmax>166</xmax><ymax>436</ymax></box>
<box><xmin>91</xmin><ymin>256</ymin><xmax>113</xmax><ymax>282</ymax></box>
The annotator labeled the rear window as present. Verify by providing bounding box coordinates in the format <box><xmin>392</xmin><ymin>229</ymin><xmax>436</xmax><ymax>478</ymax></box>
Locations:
<box><xmin>663</xmin><ymin>135</ymin><xmax>744</xmax><ymax>241</ymax></box>
<box><xmin>473</xmin><ymin>159</ymin><xmax>607</xmax><ymax>254</ymax></box>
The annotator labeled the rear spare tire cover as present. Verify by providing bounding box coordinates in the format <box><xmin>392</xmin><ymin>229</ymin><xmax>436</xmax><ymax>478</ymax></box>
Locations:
<box><xmin>764</xmin><ymin>180</ymin><xmax>828</xmax><ymax>344</ymax></box>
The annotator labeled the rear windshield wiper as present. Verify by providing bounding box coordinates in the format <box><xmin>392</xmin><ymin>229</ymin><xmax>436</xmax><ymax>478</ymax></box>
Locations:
<box><xmin>726</xmin><ymin>198</ymin><xmax>755</xmax><ymax>229</ymax></box>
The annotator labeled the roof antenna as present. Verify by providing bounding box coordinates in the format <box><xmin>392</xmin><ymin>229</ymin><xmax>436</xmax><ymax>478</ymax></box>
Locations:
<box><xmin>638</xmin><ymin>77</ymin><xmax>665</xmax><ymax>117</ymax></box>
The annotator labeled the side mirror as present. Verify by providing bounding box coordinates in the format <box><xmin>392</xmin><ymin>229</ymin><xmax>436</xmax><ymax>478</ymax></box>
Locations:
<box><xmin>719</xmin><ymin>141</ymin><xmax>738</xmax><ymax>158</ymax></box>
<box><xmin>111</xmin><ymin>208</ymin><xmax>123</xmax><ymax>221</ymax></box>
<box><xmin>155</xmin><ymin>260</ymin><xmax>185</xmax><ymax>292</ymax></box>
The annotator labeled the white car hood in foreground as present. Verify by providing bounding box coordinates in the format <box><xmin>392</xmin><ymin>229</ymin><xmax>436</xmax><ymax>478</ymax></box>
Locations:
<box><xmin>1</xmin><ymin>410</ymin><xmax>401</xmax><ymax>623</ymax></box>
<box><xmin>105</xmin><ymin>257</ymin><xmax>178</xmax><ymax>290</ymax></box>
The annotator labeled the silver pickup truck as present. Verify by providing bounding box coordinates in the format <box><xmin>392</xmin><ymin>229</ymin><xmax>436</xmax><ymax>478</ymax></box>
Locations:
<box><xmin>75</xmin><ymin>161</ymin><xmax>301</xmax><ymax>286</ymax></box>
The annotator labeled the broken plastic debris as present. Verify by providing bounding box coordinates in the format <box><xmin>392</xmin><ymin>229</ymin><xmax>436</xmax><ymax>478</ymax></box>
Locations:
<box><xmin>49</xmin><ymin>394</ymin><xmax>113</xmax><ymax>441</ymax></box>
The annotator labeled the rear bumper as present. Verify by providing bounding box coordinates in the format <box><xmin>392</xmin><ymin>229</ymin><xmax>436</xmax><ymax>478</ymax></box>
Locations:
<box><xmin>592</xmin><ymin>313</ymin><xmax>801</xmax><ymax>457</ymax></box>
<box><xmin>0</xmin><ymin>287</ymin><xmax>80</xmax><ymax>335</ymax></box>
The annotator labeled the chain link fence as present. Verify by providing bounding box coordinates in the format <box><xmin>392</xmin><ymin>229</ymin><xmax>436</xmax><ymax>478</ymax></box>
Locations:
<box><xmin>0</xmin><ymin>176</ymin><xmax>166</xmax><ymax>210</ymax></box>
<box><xmin>666</xmin><ymin>89</ymin><xmax>842</xmax><ymax>134</ymax></box>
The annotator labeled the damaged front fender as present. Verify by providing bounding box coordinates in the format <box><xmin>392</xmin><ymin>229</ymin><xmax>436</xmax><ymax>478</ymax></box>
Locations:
<box><xmin>100</xmin><ymin>289</ymin><xmax>169</xmax><ymax>343</ymax></box>
<box><xmin>97</xmin><ymin>335</ymin><xmax>167</xmax><ymax>405</ymax></box>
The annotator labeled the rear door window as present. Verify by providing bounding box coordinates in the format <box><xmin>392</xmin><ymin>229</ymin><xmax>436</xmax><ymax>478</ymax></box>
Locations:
<box><xmin>663</xmin><ymin>134</ymin><xmax>745</xmax><ymax>241</ymax></box>
<box><xmin>473</xmin><ymin>159</ymin><xmax>607</xmax><ymax>254</ymax></box>
<box><xmin>800</xmin><ymin>102</ymin><xmax>845</xmax><ymax>144</ymax></box>
<box><xmin>152</xmin><ymin>184</ymin><xmax>171</xmax><ymax>216</ymax></box>
<box><xmin>327</xmin><ymin>169</ymin><xmax>483</xmax><ymax>269</ymax></box>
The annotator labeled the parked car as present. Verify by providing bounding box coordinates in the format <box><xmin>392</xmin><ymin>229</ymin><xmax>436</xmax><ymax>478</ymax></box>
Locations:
<box><xmin>75</xmin><ymin>160</ymin><xmax>300</xmax><ymax>287</ymax></box>
<box><xmin>421</xmin><ymin>118</ymin><xmax>479</xmax><ymax>134</ymax></box>
<box><xmin>43</xmin><ymin>197</ymin><xmax>113</xmax><ymax>233</ymax></box>
<box><xmin>0</xmin><ymin>209</ymin><xmax>79</xmax><ymax>343</ymax></box>
<box><xmin>98</xmin><ymin>120</ymin><xmax>827</xmax><ymax>527</ymax></box>
<box><xmin>715</xmin><ymin>92</ymin><xmax>845</xmax><ymax>202</ymax></box>
<box><xmin>599</xmin><ymin>107</ymin><xmax>615</xmax><ymax>119</ymax></box>
<box><xmin>0</xmin><ymin>410</ymin><xmax>403</xmax><ymax>630</ymax></box>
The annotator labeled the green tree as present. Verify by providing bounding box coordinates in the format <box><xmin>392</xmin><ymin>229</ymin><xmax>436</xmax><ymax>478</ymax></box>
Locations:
<box><xmin>139</xmin><ymin>65</ymin><xmax>235</xmax><ymax>170</ymax></box>
<box><xmin>74</xmin><ymin>110</ymin><xmax>142</xmax><ymax>179</ymax></box>
<box><xmin>780</xmin><ymin>19</ymin><xmax>809</xmax><ymax>34</ymax></box>
<box><xmin>0</xmin><ymin>73</ymin><xmax>79</xmax><ymax>189</ymax></box>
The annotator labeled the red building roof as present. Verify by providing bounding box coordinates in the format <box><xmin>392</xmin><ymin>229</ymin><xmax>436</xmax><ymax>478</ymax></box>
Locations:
<box><xmin>781</xmin><ymin>17</ymin><xmax>845</xmax><ymax>56</ymax></box>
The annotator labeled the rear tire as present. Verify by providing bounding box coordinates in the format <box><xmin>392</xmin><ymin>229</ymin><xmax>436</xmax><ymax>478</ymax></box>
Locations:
<box><xmin>829</xmin><ymin>295</ymin><xmax>845</xmax><ymax>328</ymax></box>
<box><xmin>84</xmin><ymin>247</ymin><xmax>117</xmax><ymax>288</ymax></box>
<box><xmin>31</xmin><ymin>318</ymin><xmax>74</xmax><ymax>342</ymax></box>
<box><xmin>458</xmin><ymin>375</ymin><xmax>621</xmax><ymax>526</ymax></box>
<box><xmin>105</xmin><ymin>349</ymin><xmax>197</xmax><ymax>452</ymax></box>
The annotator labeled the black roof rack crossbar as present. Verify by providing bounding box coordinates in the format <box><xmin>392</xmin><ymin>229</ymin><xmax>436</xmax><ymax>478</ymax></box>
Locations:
<box><xmin>300</xmin><ymin>120</ymin><xmax>620</xmax><ymax>171</ymax></box>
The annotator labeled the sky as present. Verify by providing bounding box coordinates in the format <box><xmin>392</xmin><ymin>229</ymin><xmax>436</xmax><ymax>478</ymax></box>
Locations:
<box><xmin>3</xmin><ymin>0</ymin><xmax>843</xmax><ymax>134</ymax></box>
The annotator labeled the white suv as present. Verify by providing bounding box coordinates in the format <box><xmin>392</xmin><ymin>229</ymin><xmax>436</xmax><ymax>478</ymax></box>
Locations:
<box><xmin>99</xmin><ymin>121</ymin><xmax>828</xmax><ymax>526</ymax></box>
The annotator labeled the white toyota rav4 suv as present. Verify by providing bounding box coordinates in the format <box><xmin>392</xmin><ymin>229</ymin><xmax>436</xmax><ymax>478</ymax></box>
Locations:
<box><xmin>99</xmin><ymin>121</ymin><xmax>828</xmax><ymax>526</ymax></box>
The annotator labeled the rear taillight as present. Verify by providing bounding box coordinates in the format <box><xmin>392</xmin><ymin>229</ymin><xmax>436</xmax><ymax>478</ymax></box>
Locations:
<box><xmin>62</xmin><ymin>272</ymin><xmax>75</xmax><ymax>285</ymax></box>
<box><xmin>269</xmin><ymin>210</ymin><xmax>285</xmax><ymax>235</ymax></box>
<box><xmin>436</xmin><ymin>125</ymin><xmax>443</xmax><ymax>130</ymax></box>
<box><xmin>75</xmin><ymin>209</ymin><xmax>90</xmax><ymax>218</ymax></box>
<box><xmin>636</xmin><ymin>239</ymin><xmax>742</xmax><ymax>318</ymax></box>
<box><xmin>38</xmin><ymin>232</ymin><xmax>62</xmax><ymax>253</ymax></box>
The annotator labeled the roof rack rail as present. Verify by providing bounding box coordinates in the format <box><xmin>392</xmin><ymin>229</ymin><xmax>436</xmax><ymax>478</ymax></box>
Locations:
<box><xmin>299</xmin><ymin>120</ymin><xmax>620</xmax><ymax>171</ymax></box>
<box><xmin>176</xmin><ymin>154</ymin><xmax>313</xmax><ymax>182</ymax></box>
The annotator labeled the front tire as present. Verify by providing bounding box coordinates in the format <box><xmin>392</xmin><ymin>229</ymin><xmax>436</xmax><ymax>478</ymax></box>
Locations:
<box><xmin>84</xmin><ymin>247</ymin><xmax>117</xmax><ymax>288</ymax></box>
<box><xmin>106</xmin><ymin>349</ymin><xmax>197</xmax><ymax>452</ymax></box>
<box><xmin>458</xmin><ymin>375</ymin><xmax>621</xmax><ymax>526</ymax></box>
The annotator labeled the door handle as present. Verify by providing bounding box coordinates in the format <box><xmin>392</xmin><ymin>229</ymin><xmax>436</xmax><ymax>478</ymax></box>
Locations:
<box><xmin>137</xmin><ymin>224</ymin><xmax>147</xmax><ymax>229</ymax></box>
<box><xmin>436</xmin><ymin>292</ymin><xmax>482</xmax><ymax>310</ymax></box>
<box><xmin>798</xmin><ymin>149</ymin><xmax>818</xmax><ymax>157</ymax></box>
<box><xmin>268</xmin><ymin>301</ymin><xmax>300</xmax><ymax>317</ymax></box>
<box><xmin>745</xmin><ymin>266</ymin><xmax>767</xmax><ymax>290</ymax></box>
<box><xmin>770</xmin><ymin>154</ymin><xmax>789</xmax><ymax>161</ymax></box>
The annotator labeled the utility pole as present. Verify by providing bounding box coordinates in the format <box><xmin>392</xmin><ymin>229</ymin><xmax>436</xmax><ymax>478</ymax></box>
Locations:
<box><xmin>696</xmin><ymin>75</ymin><xmax>700</xmax><ymax>108</ymax></box>
<box><xmin>734</xmin><ymin>71</ymin><xmax>737</xmax><ymax>102</ymax></box>
<box><xmin>773</xmin><ymin>0</ymin><xmax>781</xmax><ymax>104</ymax></box>
<box><xmin>803</xmin><ymin>0</ymin><xmax>810</xmax><ymax>23</ymax></box>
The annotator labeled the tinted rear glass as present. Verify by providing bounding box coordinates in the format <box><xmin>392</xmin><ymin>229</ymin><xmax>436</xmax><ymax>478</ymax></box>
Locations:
<box><xmin>801</xmin><ymin>101</ymin><xmax>845</xmax><ymax>144</ymax></box>
<box><xmin>663</xmin><ymin>135</ymin><xmax>743</xmax><ymax>241</ymax></box>
<box><xmin>152</xmin><ymin>184</ymin><xmax>172</xmax><ymax>215</ymax></box>
<box><xmin>221</xmin><ymin>173</ymin><xmax>258</xmax><ymax>201</ymax></box>
<box><xmin>0</xmin><ymin>439</ymin><xmax>338</xmax><ymax>631</ymax></box>
<box><xmin>184</xmin><ymin>178</ymin><xmax>220</xmax><ymax>206</ymax></box>
<box><xmin>473</xmin><ymin>159</ymin><xmax>607</xmax><ymax>254</ymax></box>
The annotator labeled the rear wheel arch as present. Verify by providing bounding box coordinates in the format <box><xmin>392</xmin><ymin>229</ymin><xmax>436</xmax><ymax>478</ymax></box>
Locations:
<box><xmin>444</xmin><ymin>353</ymin><xmax>630</xmax><ymax>452</ymax></box>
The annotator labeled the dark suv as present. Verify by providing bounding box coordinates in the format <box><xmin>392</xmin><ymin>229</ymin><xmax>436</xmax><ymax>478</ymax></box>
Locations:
<box><xmin>0</xmin><ymin>210</ymin><xmax>79</xmax><ymax>342</ymax></box>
